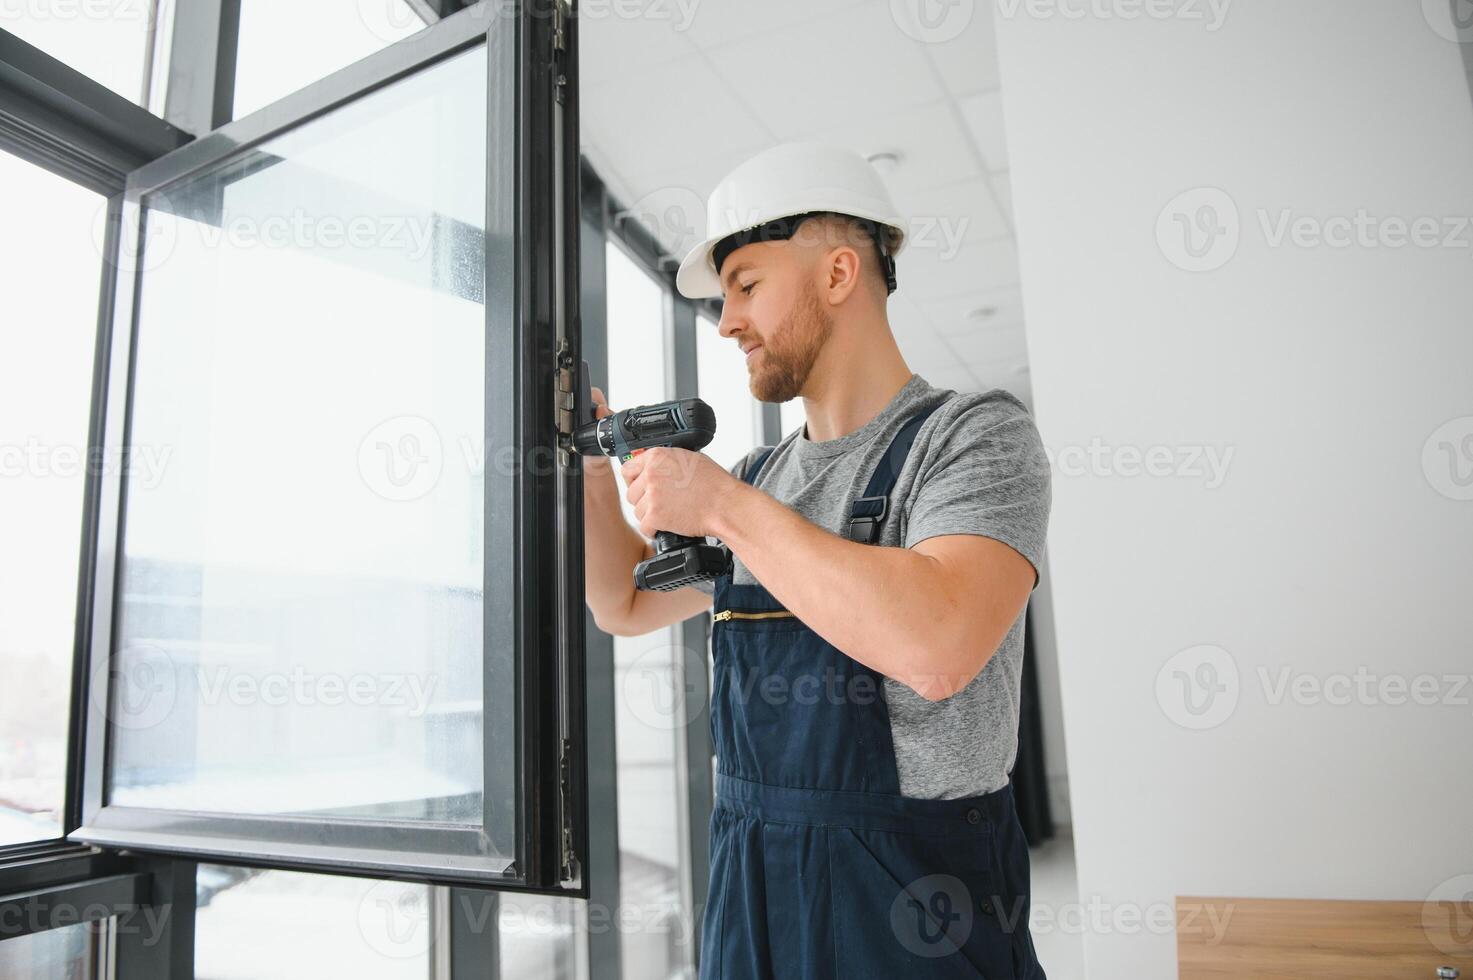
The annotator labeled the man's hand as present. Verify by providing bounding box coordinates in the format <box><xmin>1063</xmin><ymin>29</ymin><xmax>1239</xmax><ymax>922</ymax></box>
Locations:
<box><xmin>584</xmin><ymin>386</ymin><xmax>614</xmax><ymax>475</ymax></box>
<box><xmin>620</xmin><ymin>447</ymin><xmax>744</xmax><ymax>539</ymax></box>
<box><xmin>583</xmin><ymin>389</ymin><xmax>715</xmax><ymax>636</ymax></box>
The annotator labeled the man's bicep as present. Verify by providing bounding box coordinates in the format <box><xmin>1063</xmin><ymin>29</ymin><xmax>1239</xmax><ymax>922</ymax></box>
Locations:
<box><xmin>912</xmin><ymin>534</ymin><xmax>1035</xmax><ymax>617</ymax></box>
<box><xmin>911</xmin><ymin>534</ymin><xmax>1035</xmax><ymax>674</ymax></box>
<box><xmin>904</xmin><ymin>400</ymin><xmax>1051</xmax><ymax>587</ymax></box>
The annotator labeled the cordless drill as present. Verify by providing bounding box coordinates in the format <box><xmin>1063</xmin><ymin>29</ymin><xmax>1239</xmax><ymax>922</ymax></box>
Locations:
<box><xmin>574</xmin><ymin>397</ymin><xmax>729</xmax><ymax>592</ymax></box>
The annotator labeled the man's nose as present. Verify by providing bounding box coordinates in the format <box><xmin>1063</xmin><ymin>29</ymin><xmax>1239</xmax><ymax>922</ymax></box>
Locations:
<box><xmin>717</xmin><ymin>308</ymin><xmax>743</xmax><ymax>340</ymax></box>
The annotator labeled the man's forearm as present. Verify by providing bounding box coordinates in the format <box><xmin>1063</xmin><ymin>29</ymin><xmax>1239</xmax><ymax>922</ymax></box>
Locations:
<box><xmin>582</xmin><ymin>458</ymin><xmax>647</xmax><ymax>629</ymax></box>
<box><xmin>709</xmin><ymin>483</ymin><xmax>977</xmax><ymax>700</ymax></box>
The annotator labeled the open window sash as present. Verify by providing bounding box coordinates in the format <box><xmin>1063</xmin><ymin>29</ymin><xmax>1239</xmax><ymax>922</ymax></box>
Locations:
<box><xmin>69</xmin><ymin>1</ymin><xmax>587</xmax><ymax>893</ymax></box>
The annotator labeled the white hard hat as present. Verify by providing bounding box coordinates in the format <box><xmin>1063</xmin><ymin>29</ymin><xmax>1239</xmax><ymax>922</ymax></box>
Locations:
<box><xmin>675</xmin><ymin>141</ymin><xmax>908</xmax><ymax>300</ymax></box>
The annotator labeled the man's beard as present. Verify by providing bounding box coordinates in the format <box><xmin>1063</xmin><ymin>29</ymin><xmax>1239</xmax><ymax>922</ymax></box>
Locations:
<box><xmin>751</xmin><ymin>283</ymin><xmax>832</xmax><ymax>403</ymax></box>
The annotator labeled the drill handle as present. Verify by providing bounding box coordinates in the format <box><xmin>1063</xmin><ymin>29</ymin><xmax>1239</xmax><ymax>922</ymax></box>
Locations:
<box><xmin>653</xmin><ymin>530</ymin><xmax>702</xmax><ymax>555</ymax></box>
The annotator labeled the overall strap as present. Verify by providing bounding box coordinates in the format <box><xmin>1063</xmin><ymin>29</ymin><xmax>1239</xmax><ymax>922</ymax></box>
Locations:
<box><xmin>742</xmin><ymin>447</ymin><xmax>776</xmax><ymax>486</ymax></box>
<box><xmin>845</xmin><ymin>402</ymin><xmax>943</xmax><ymax>544</ymax></box>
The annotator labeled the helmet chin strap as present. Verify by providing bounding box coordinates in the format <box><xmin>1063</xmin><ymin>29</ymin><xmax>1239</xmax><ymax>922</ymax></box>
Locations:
<box><xmin>863</xmin><ymin>218</ymin><xmax>899</xmax><ymax>296</ymax></box>
<box><xmin>712</xmin><ymin>212</ymin><xmax>898</xmax><ymax>296</ymax></box>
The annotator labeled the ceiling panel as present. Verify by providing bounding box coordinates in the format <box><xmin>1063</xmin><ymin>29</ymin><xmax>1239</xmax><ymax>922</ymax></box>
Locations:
<box><xmin>945</xmin><ymin>328</ymin><xmax>1030</xmax><ymax>370</ymax></box>
<box><xmin>894</xmin><ymin>175</ymin><xmax>1011</xmax><ymax>254</ymax></box>
<box><xmin>581</xmin><ymin>54</ymin><xmax>772</xmax><ymax>171</ymax></box>
<box><xmin>702</xmin><ymin>2</ymin><xmax>945</xmax><ymax>141</ymax></box>
<box><xmin>959</xmin><ymin>89</ymin><xmax>1010</xmax><ymax>172</ymax></box>
<box><xmin>579</xmin><ymin>6</ymin><xmax>700</xmax><ymax>84</ymax></box>
<box><xmin>680</xmin><ymin>0</ymin><xmax>872</xmax><ymax>51</ymax></box>
<box><xmin>898</xmin><ymin>237</ymin><xmax>1020</xmax><ymax>301</ymax></box>
<box><xmin>922</xmin><ymin>285</ymin><xmax>1027</xmax><ymax>337</ymax></box>
<box><xmin>925</xmin><ymin>363</ymin><xmax>986</xmax><ymax>396</ymax></box>
<box><xmin>810</xmin><ymin>99</ymin><xmax>982</xmax><ymax>194</ymax></box>
<box><xmin>918</xmin><ymin>6</ymin><xmax>1003</xmax><ymax>97</ymax></box>
<box><xmin>990</xmin><ymin>170</ymin><xmax>1015</xmax><ymax>225</ymax></box>
<box><xmin>576</xmin><ymin>0</ymin><xmax>1028</xmax><ymax>394</ymax></box>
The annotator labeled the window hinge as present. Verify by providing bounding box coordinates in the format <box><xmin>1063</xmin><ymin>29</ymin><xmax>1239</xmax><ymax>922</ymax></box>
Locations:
<box><xmin>558</xmin><ymin>737</ymin><xmax>579</xmax><ymax>882</ymax></box>
<box><xmin>552</xmin><ymin>0</ymin><xmax>570</xmax><ymax>105</ymax></box>
<box><xmin>555</xmin><ymin>339</ymin><xmax>576</xmax><ymax>446</ymax></box>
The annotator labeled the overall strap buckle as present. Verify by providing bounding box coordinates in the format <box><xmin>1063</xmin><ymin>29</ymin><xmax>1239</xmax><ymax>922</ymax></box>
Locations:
<box><xmin>845</xmin><ymin>495</ymin><xmax>889</xmax><ymax>544</ymax></box>
<box><xmin>843</xmin><ymin>401</ymin><xmax>944</xmax><ymax>544</ymax></box>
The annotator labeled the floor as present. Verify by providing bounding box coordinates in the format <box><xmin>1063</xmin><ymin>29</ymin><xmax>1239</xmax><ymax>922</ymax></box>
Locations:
<box><xmin>1029</xmin><ymin>831</ymin><xmax>1087</xmax><ymax>980</ymax></box>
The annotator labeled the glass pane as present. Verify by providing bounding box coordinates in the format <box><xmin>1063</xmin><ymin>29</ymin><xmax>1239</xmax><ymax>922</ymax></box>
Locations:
<box><xmin>695</xmin><ymin>312</ymin><xmax>760</xmax><ymax>472</ymax></box>
<box><xmin>233</xmin><ymin>0</ymin><xmax>429</xmax><ymax>119</ymax></box>
<box><xmin>105</xmin><ymin>44</ymin><xmax>502</xmax><ymax>840</ymax></box>
<box><xmin>2</xmin><ymin>1</ymin><xmax>158</xmax><ymax>105</ymax></box>
<box><xmin>603</xmin><ymin>241</ymin><xmax>668</xmax><ymax>414</ymax></box>
<box><xmin>0</xmin><ymin>920</ymin><xmax>98</xmax><ymax>979</ymax></box>
<box><xmin>603</xmin><ymin>239</ymin><xmax>694</xmax><ymax>978</ymax></box>
<box><xmin>498</xmin><ymin>893</ymin><xmax>587</xmax><ymax>979</ymax></box>
<box><xmin>0</xmin><ymin>151</ymin><xmax>103</xmax><ymax>847</ymax></box>
<box><xmin>194</xmin><ymin>865</ymin><xmax>432</xmax><ymax>979</ymax></box>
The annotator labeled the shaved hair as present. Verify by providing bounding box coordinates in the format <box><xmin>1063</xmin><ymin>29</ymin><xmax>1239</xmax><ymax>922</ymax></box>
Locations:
<box><xmin>787</xmin><ymin>213</ymin><xmax>894</xmax><ymax>300</ymax></box>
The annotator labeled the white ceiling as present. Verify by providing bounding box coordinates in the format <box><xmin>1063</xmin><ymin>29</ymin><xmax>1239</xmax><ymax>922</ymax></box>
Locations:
<box><xmin>578</xmin><ymin>0</ymin><xmax>1032</xmax><ymax>403</ymax></box>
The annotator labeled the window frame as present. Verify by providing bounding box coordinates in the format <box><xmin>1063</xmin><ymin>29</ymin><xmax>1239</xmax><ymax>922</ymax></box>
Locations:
<box><xmin>4</xmin><ymin>2</ymin><xmax>585</xmax><ymax>975</ymax></box>
<box><xmin>583</xmin><ymin>165</ymin><xmax>789</xmax><ymax>973</ymax></box>
<box><xmin>63</xmin><ymin>2</ymin><xmax>587</xmax><ymax>893</ymax></box>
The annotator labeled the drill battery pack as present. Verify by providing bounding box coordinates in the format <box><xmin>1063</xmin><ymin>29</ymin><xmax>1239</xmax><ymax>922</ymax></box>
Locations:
<box><xmin>633</xmin><ymin>539</ymin><xmax>731</xmax><ymax>592</ymax></box>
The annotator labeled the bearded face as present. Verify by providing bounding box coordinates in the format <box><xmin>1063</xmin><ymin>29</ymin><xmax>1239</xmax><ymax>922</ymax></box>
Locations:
<box><xmin>749</xmin><ymin>279</ymin><xmax>833</xmax><ymax>404</ymax></box>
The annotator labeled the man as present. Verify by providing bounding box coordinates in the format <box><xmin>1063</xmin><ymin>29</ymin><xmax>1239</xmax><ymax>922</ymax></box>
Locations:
<box><xmin>584</xmin><ymin>141</ymin><xmax>1051</xmax><ymax>979</ymax></box>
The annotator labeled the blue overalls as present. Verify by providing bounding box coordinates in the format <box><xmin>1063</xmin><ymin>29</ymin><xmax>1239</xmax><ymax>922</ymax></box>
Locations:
<box><xmin>699</xmin><ymin>405</ymin><xmax>1047</xmax><ymax>980</ymax></box>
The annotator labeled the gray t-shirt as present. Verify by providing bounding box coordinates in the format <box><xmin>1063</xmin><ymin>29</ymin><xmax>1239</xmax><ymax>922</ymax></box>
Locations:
<box><xmin>694</xmin><ymin>373</ymin><xmax>1051</xmax><ymax>799</ymax></box>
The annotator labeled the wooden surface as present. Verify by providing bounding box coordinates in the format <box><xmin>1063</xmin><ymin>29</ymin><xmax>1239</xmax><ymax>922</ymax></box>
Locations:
<box><xmin>1177</xmin><ymin>895</ymin><xmax>1473</xmax><ymax>979</ymax></box>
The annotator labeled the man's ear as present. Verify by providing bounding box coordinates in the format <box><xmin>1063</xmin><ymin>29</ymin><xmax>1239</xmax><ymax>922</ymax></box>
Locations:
<box><xmin>823</xmin><ymin>244</ymin><xmax>863</xmax><ymax>305</ymax></box>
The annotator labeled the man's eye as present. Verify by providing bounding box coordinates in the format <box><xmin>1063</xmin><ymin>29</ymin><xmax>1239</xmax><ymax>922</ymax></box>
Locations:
<box><xmin>740</xmin><ymin>282</ymin><xmax>756</xmax><ymax>295</ymax></box>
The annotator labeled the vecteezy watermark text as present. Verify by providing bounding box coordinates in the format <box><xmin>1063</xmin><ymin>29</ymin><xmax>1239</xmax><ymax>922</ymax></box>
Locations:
<box><xmin>995</xmin><ymin>0</ymin><xmax>1232</xmax><ymax>30</ymax></box>
<box><xmin>1157</xmin><ymin>644</ymin><xmax>1473</xmax><ymax>729</ymax></box>
<box><xmin>1047</xmin><ymin>439</ymin><xmax>1235</xmax><ymax>488</ymax></box>
<box><xmin>1159</xmin><ymin>187</ymin><xmax>1473</xmax><ymax>272</ymax></box>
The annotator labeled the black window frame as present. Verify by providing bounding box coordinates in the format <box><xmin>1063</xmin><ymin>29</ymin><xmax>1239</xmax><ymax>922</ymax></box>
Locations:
<box><xmin>72</xmin><ymin>2</ymin><xmax>584</xmax><ymax>892</ymax></box>
<box><xmin>1</xmin><ymin>0</ymin><xmax>586</xmax><ymax>906</ymax></box>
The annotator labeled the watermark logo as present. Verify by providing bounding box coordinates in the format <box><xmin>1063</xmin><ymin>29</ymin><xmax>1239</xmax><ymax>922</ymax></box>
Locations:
<box><xmin>357</xmin><ymin>0</ymin><xmax>428</xmax><ymax>43</ymax></box>
<box><xmin>614</xmin><ymin>186</ymin><xmax>708</xmax><ymax>260</ymax></box>
<box><xmin>1163</xmin><ymin>189</ymin><xmax>1473</xmax><ymax>271</ymax></box>
<box><xmin>91</xmin><ymin>644</ymin><xmax>178</xmax><ymax>731</ymax></box>
<box><xmin>1422</xmin><ymin>874</ymin><xmax>1473</xmax><ymax>956</ymax></box>
<box><xmin>890</xmin><ymin>874</ymin><xmax>975</xmax><ymax>957</ymax></box>
<box><xmin>1045</xmin><ymin>439</ymin><xmax>1235</xmax><ymax>488</ymax></box>
<box><xmin>580</xmin><ymin>0</ymin><xmax>703</xmax><ymax>32</ymax></box>
<box><xmin>358</xmin><ymin>881</ymin><xmax>433</xmax><ymax>959</ymax></box>
<box><xmin>0</xmin><ymin>0</ymin><xmax>150</xmax><ymax>24</ymax></box>
<box><xmin>1423</xmin><ymin>0</ymin><xmax>1473</xmax><ymax>43</ymax></box>
<box><xmin>1157</xmin><ymin>187</ymin><xmax>1240</xmax><ymax>272</ymax></box>
<box><xmin>0</xmin><ymin>900</ymin><xmax>170</xmax><ymax>946</ymax></box>
<box><xmin>194</xmin><ymin>667</ymin><xmax>439</xmax><ymax>715</ymax></box>
<box><xmin>1155</xmin><ymin>644</ymin><xmax>1239</xmax><ymax>729</ymax></box>
<box><xmin>358</xmin><ymin>415</ymin><xmax>444</xmax><ymax>502</ymax></box>
<box><xmin>0</xmin><ymin>439</ymin><xmax>173</xmax><ymax>489</ymax></box>
<box><xmin>371</xmin><ymin>0</ymin><xmax>705</xmax><ymax>39</ymax></box>
<box><xmin>1157</xmin><ymin>649</ymin><xmax>1469</xmax><ymax>727</ymax></box>
<box><xmin>995</xmin><ymin>0</ymin><xmax>1232</xmax><ymax>30</ymax></box>
<box><xmin>1028</xmin><ymin>896</ymin><xmax>1231</xmax><ymax>940</ymax></box>
<box><xmin>891</xmin><ymin>0</ymin><xmax>975</xmax><ymax>43</ymax></box>
<box><xmin>95</xmin><ymin>194</ymin><xmax>178</xmax><ymax>276</ymax></box>
<box><xmin>622</xmin><ymin>642</ymin><xmax>707</xmax><ymax>732</ymax></box>
<box><xmin>1258</xmin><ymin>666</ymin><xmax>1472</xmax><ymax>708</ymax></box>
<box><xmin>1422</xmin><ymin>416</ymin><xmax>1473</xmax><ymax>501</ymax></box>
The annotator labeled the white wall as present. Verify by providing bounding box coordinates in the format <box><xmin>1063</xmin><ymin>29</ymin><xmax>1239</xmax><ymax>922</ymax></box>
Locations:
<box><xmin>1028</xmin><ymin>559</ymin><xmax>1073</xmax><ymax>827</ymax></box>
<box><xmin>994</xmin><ymin>2</ymin><xmax>1473</xmax><ymax>976</ymax></box>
